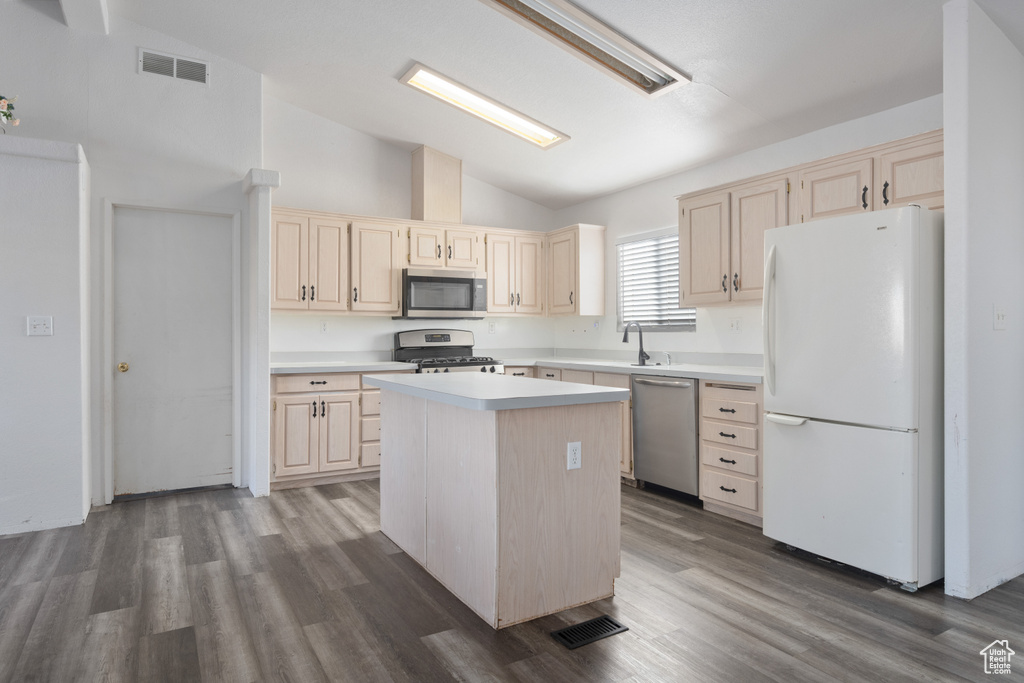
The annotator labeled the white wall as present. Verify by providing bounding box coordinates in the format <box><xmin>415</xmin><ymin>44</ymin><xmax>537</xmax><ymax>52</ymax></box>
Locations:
<box><xmin>0</xmin><ymin>2</ymin><xmax>264</xmax><ymax>505</ymax></box>
<box><xmin>0</xmin><ymin>137</ymin><xmax>90</xmax><ymax>534</ymax></box>
<box><xmin>943</xmin><ymin>0</ymin><xmax>1024</xmax><ymax>598</ymax></box>
<box><xmin>263</xmin><ymin>95</ymin><xmax>559</xmax><ymax>354</ymax></box>
<box><xmin>550</xmin><ymin>95</ymin><xmax>944</xmax><ymax>359</ymax></box>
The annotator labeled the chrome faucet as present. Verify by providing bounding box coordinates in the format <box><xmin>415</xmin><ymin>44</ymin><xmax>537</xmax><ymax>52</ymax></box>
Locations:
<box><xmin>622</xmin><ymin>321</ymin><xmax>650</xmax><ymax>366</ymax></box>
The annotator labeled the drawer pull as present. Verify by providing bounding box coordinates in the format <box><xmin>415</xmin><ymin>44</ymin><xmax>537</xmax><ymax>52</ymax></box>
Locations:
<box><xmin>719</xmin><ymin>486</ymin><xmax>738</xmax><ymax>494</ymax></box>
<box><xmin>513</xmin><ymin>372</ymin><xmax>525</xmax><ymax>376</ymax></box>
<box><xmin>719</xmin><ymin>457</ymin><xmax>737</xmax><ymax>464</ymax></box>
<box><xmin>718</xmin><ymin>407</ymin><xmax>736</xmax><ymax>413</ymax></box>
<box><xmin>719</xmin><ymin>431</ymin><xmax>737</xmax><ymax>439</ymax></box>
<box><xmin>309</xmin><ymin>380</ymin><xmax>328</xmax><ymax>385</ymax></box>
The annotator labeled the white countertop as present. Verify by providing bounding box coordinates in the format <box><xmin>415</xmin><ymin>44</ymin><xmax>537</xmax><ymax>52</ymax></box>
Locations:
<box><xmin>363</xmin><ymin>372</ymin><xmax>630</xmax><ymax>411</ymax></box>
<box><xmin>270</xmin><ymin>357</ymin><xmax>762</xmax><ymax>383</ymax></box>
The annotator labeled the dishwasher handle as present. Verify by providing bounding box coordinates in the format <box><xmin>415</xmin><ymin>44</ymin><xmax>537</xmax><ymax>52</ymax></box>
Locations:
<box><xmin>632</xmin><ymin>377</ymin><xmax>692</xmax><ymax>389</ymax></box>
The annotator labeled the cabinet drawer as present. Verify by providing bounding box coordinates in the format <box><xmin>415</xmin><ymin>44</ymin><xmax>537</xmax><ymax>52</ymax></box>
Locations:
<box><xmin>361</xmin><ymin>370</ymin><xmax>412</xmax><ymax>389</ymax></box>
<box><xmin>593</xmin><ymin>372</ymin><xmax>629</xmax><ymax>389</ymax></box>
<box><xmin>702</xmin><ymin>397</ymin><xmax>758</xmax><ymax>424</ymax></box>
<box><xmin>361</xmin><ymin>442</ymin><xmax>381</xmax><ymax>468</ymax></box>
<box><xmin>506</xmin><ymin>366</ymin><xmax>535</xmax><ymax>378</ymax></box>
<box><xmin>702</xmin><ymin>444</ymin><xmax>758</xmax><ymax>477</ymax></box>
<box><xmin>361</xmin><ymin>416</ymin><xmax>380</xmax><ymax>442</ymax></box>
<box><xmin>560</xmin><ymin>369</ymin><xmax>593</xmax><ymax>384</ymax></box>
<box><xmin>702</xmin><ymin>470</ymin><xmax>758</xmax><ymax>511</ymax></box>
<box><xmin>702</xmin><ymin>419</ymin><xmax>757</xmax><ymax>450</ymax></box>
<box><xmin>537</xmin><ymin>367</ymin><xmax>561</xmax><ymax>381</ymax></box>
<box><xmin>275</xmin><ymin>373</ymin><xmax>359</xmax><ymax>394</ymax></box>
<box><xmin>362</xmin><ymin>390</ymin><xmax>380</xmax><ymax>416</ymax></box>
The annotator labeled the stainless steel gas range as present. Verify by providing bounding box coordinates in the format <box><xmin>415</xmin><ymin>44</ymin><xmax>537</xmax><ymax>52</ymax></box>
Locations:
<box><xmin>393</xmin><ymin>329</ymin><xmax>504</xmax><ymax>374</ymax></box>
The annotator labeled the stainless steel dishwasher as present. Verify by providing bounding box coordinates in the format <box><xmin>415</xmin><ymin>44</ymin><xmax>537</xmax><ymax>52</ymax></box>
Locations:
<box><xmin>631</xmin><ymin>375</ymin><xmax>699</xmax><ymax>496</ymax></box>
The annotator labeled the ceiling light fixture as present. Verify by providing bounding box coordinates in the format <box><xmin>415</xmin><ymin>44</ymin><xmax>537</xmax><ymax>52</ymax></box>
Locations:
<box><xmin>481</xmin><ymin>0</ymin><xmax>689</xmax><ymax>97</ymax></box>
<box><xmin>399</xmin><ymin>63</ymin><xmax>569</xmax><ymax>149</ymax></box>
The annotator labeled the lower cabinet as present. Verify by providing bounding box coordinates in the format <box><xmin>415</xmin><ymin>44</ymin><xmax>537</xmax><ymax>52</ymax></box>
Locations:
<box><xmin>271</xmin><ymin>371</ymin><xmax>410</xmax><ymax>487</ymax></box>
<box><xmin>550</xmin><ymin>368</ymin><xmax>634</xmax><ymax>478</ymax></box>
<box><xmin>698</xmin><ymin>380</ymin><xmax>764</xmax><ymax>526</ymax></box>
<box><xmin>504</xmin><ymin>366</ymin><xmax>535</xmax><ymax>378</ymax></box>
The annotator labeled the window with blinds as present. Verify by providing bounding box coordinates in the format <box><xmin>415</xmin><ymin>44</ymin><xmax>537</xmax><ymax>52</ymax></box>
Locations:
<box><xmin>617</xmin><ymin>232</ymin><xmax>696</xmax><ymax>331</ymax></box>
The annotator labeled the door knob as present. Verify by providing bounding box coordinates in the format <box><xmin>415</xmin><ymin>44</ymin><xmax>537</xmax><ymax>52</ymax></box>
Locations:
<box><xmin>117</xmin><ymin>362</ymin><xmax>129</xmax><ymax>373</ymax></box>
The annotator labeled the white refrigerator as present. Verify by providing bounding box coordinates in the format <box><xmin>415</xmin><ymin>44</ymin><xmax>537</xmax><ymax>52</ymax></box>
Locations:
<box><xmin>761</xmin><ymin>206</ymin><xmax>943</xmax><ymax>591</ymax></box>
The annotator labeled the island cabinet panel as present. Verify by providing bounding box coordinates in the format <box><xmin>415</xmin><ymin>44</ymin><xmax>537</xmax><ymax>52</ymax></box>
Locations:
<box><xmin>379</xmin><ymin>391</ymin><xmax>428</xmax><ymax>564</ymax></box>
<box><xmin>425</xmin><ymin>402</ymin><xmax>499</xmax><ymax>626</ymax></box>
<box><xmin>495</xmin><ymin>403</ymin><xmax>620</xmax><ymax>628</ymax></box>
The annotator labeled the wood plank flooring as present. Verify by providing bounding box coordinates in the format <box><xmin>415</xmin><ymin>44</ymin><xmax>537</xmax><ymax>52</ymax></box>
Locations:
<box><xmin>1</xmin><ymin>481</ymin><xmax>1021</xmax><ymax>682</ymax></box>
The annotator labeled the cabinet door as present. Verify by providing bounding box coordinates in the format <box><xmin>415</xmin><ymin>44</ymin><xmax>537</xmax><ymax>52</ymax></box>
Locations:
<box><xmin>486</xmin><ymin>233</ymin><xmax>516</xmax><ymax>313</ymax></box>
<box><xmin>730</xmin><ymin>179</ymin><xmax>787</xmax><ymax>303</ymax></box>
<box><xmin>409</xmin><ymin>226</ymin><xmax>444</xmax><ymax>267</ymax></box>
<box><xmin>593</xmin><ymin>372</ymin><xmax>633</xmax><ymax>476</ymax></box>
<box><xmin>877</xmin><ymin>137</ymin><xmax>944</xmax><ymax>210</ymax></box>
<box><xmin>351</xmin><ymin>222</ymin><xmax>402</xmax><ymax>312</ymax></box>
<box><xmin>515</xmin><ymin>236</ymin><xmax>545</xmax><ymax>314</ymax></box>
<box><xmin>679</xmin><ymin>191</ymin><xmax>731</xmax><ymax>306</ymax></box>
<box><xmin>446</xmin><ymin>229</ymin><xmax>480</xmax><ymax>269</ymax></box>
<box><xmin>797</xmin><ymin>157</ymin><xmax>872</xmax><ymax>223</ymax></box>
<box><xmin>271</xmin><ymin>214</ymin><xmax>309</xmax><ymax>310</ymax></box>
<box><xmin>308</xmin><ymin>217</ymin><xmax>349</xmax><ymax>311</ymax></box>
<box><xmin>319</xmin><ymin>394</ymin><xmax>359</xmax><ymax>472</ymax></box>
<box><xmin>272</xmin><ymin>395</ymin><xmax>319</xmax><ymax>477</ymax></box>
<box><xmin>548</xmin><ymin>230</ymin><xmax>577</xmax><ymax>315</ymax></box>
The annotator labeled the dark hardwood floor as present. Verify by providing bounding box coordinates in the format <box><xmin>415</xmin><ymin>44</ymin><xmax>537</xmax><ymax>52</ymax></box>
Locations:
<box><xmin>1</xmin><ymin>481</ymin><xmax>1021</xmax><ymax>682</ymax></box>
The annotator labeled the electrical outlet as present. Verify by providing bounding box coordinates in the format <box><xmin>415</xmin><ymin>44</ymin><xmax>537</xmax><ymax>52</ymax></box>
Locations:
<box><xmin>488</xmin><ymin>321</ymin><xmax>496</xmax><ymax>334</ymax></box>
<box><xmin>593</xmin><ymin>320</ymin><xmax>600</xmax><ymax>332</ymax></box>
<box><xmin>994</xmin><ymin>305</ymin><xmax>1007</xmax><ymax>331</ymax></box>
<box><xmin>729</xmin><ymin>318</ymin><xmax>741</xmax><ymax>334</ymax></box>
<box><xmin>567</xmin><ymin>441</ymin><xmax>582</xmax><ymax>470</ymax></box>
<box><xmin>320</xmin><ymin>320</ymin><xmax>329</xmax><ymax>334</ymax></box>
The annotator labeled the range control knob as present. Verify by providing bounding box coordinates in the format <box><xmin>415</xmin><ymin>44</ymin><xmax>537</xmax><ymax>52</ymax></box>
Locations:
<box><xmin>480</xmin><ymin>366</ymin><xmax>487</xmax><ymax>372</ymax></box>
<box><xmin>443</xmin><ymin>368</ymin><xmax>449</xmax><ymax>373</ymax></box>
<box><xmin>489</xmin><ymin>366</ymin><xmax>496</xmax><ymax>373</ymax></box>
<box><xmin>433</xmin><ymin>368</ymin><xmax>440</xmax><ymax>373</ymax></box>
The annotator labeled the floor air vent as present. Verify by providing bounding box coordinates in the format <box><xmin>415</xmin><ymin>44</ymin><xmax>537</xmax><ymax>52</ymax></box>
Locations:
<box><xmin>551</xmin><ymin>615</ymin><xmax>628</xmax><ymax>649</ymax></box>
<box><xmin>139</xmin><ymin>49</ymin><xmax>209</xmax><ymax>85</ymax></box>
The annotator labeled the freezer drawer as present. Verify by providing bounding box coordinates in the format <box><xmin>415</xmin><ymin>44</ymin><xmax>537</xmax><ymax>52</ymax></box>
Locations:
<box><xmin>763</xmin><ymin>416</ymin><xmax>940</xmax><ymax>586</ymax></box>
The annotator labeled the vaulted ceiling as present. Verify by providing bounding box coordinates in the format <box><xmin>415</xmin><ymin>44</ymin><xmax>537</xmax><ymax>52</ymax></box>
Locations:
<box><xmin>106</xmin><ymin>0</ymin><xmax>1022</xmax><ymax>209</ymax></box>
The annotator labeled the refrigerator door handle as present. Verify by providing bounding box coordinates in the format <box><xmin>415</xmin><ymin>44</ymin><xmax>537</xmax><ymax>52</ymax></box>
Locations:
<box><xmin>765</xmin><ymin>413</ymin><xmax>807</xmax><ymax>426</ymax></box>
<box><xmin>762</xmin><ymin>244</ymin><xmax>777</xmax><ymax>395</ymax></box>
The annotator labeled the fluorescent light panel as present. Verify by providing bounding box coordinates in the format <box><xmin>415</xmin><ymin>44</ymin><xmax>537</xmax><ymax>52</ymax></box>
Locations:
<box><xmin>399</xmin><ymin>63</ymin><xmax>568</xmax><ymax>149</ymax></box>
<box><xmin>483</xmin><ymin>0</ymin><xmax>689</xmax><ymax>97</ymax></box>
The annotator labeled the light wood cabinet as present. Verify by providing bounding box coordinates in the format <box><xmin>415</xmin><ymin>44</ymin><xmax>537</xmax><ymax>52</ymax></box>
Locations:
<box><xmin>486</xmin><ymin>232</ymin><xmax>544</xmax><ymax>314</ymax></box>
<box><xmin>559</xmin><ymin>369</ymin><xmax>594</xmax><ymax>384</ymax></box>
<box><xmin>593</xmin><ymin>372</ymin><xmax>633</xmax><ymax>477</ymax></box>
<box><xmin>272</xmin><ymin>391</ymin><xmax>359</xmax><ymax>479</ymax></box>
<box><xmin>698</xmin><ymin>380</ymin><xmax>764</xmax><ymax>526</ymax></box>
<box><xmin>409</xmin><ymin>226</ymin><xmax>481</xmax><ymax>270</ymax></box>
<box><xmin>504</xmin><ymin>366</ymin><xmax>535</xmax><ymax>378</ymax></box>
<box><xmin>547</xmin><ymin>224</ymin><xmax>605</xmax><ymax>316</ymax></box>
<box><xmin>271</xmin><ymin>370</ymin><xmax>413</xmax><ymax>487</ymax></box>
<box><xmin>536</xmin><ymin>366</ymin><xmax>561</xmax><ymax>381</ymax></box>
<box><xmin>876</xmin><ymin>133</ymin><xmax>944</xmax><ymax>210</ymax></box>
<box><xmin>679</xmin><ymin>179</ymin><xmax>788</xmax><ymax>307</ymax></box>
<box><xmin>797</xmin><ymin>157</ymin><xmax>873</xmax><ymax>223</ymax></box>
<box><xmin>351</xmin><ymin>221</ymin><xmax>403</xmax><ymax>313</ymax></box>
<box><xmin>272</xmin><ymin>213</ymin><xmax>349</xmax><ymax>311</ymax></box>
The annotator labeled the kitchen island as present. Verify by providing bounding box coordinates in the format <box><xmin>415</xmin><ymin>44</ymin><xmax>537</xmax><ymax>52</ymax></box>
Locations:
<box><xmin>363</xmin><ymin>372</ymin><xmax>628</xmax><ymax>629</ymax></box>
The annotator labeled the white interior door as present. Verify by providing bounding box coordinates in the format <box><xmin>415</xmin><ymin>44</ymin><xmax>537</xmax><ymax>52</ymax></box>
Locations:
<box><xmin>112</xmin><ymin>207</ymin><xmax>234</xmax><ymax>495</ymax></box>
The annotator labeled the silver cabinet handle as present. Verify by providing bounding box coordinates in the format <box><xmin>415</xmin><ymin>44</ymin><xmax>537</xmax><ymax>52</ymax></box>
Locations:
<box><xmin>633</xmin><ymin>377</ymin><xmax>692</xmax><ymax>389</ymax></box>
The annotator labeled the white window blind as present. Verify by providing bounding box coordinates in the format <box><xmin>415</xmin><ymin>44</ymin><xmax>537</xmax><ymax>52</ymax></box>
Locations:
<box><xmin>617</xmin><ymin>233</ymin><xmax>696</xmax><ymax>331</ymax></box>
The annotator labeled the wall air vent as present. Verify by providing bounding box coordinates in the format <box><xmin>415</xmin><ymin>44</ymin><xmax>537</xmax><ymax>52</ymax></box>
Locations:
<box><xmin>481</xmin><ymin>0</ymin><xmax>688</xmax><ymax>98</ymax></box>
<box><xmin>138</xmin><ymin>49</ymin><xmax>210</xmax><ymax>85</ymax></box>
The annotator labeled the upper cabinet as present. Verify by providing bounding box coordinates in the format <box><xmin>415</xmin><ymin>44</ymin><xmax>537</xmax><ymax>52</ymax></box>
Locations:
<box><xmin>272</xmin><ymin>213</ymin><xmax>349</xmax><ymax>311</ymax></box>
<box><xmin>796</xmin><ymin>130</ymin><xmax>944</xmax><ymax>223</ymax></box>
<box><xmin>547</xmin><ymin>224</ymin><xmax>605</xmax><ymax>316</ymax></box>
<box><xmin>351</xmin><ymin>221</ymin><xmax>403</xmax><ymax>313</ymax></box>
<box><xmin>678</xmin><ymin>130</ymin><xmax>943</xmax><ymax>305</ymax></box>
<box><xmin>408</xmin><ymin>225</ymin><xmax>482</xmax><ymax>270</ymax></box>
<box><xmin>679</xmin><ymin>178</ymin><xmax>787</xmax><ymax>307</ymax></box>
<box><xmin>486</xmin><ymin>232</ymin><xmax>544</xmax><ymax>315</ymax></box>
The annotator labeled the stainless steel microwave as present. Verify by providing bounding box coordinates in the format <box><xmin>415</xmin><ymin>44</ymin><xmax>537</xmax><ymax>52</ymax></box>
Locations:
<box><xmin>401</xmin><ymin>268</ymin><xmax>487</xmax><ymax>318</ymax></box>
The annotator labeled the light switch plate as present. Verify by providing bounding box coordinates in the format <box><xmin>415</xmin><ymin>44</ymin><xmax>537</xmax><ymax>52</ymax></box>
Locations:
<box><xmin>27</xmin><ymin>316</ymin><xmax>53</xmax><ymax>336</ymax></box>
<box><xmin>729</xmin><ymin>318</ymin><xmax>741</xmax><ymax>334</ymax></box>
<box><xmin>994</xmin><ymin>305</ymin><xmax>1007</xmax><ymax>331</ymax></box>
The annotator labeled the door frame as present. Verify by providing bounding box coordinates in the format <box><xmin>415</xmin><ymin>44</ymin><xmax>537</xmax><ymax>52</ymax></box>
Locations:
<box><xmin>102</xmin><ymin>200</ymin><xmax>242</xmax><ymax>503</ymax></box>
